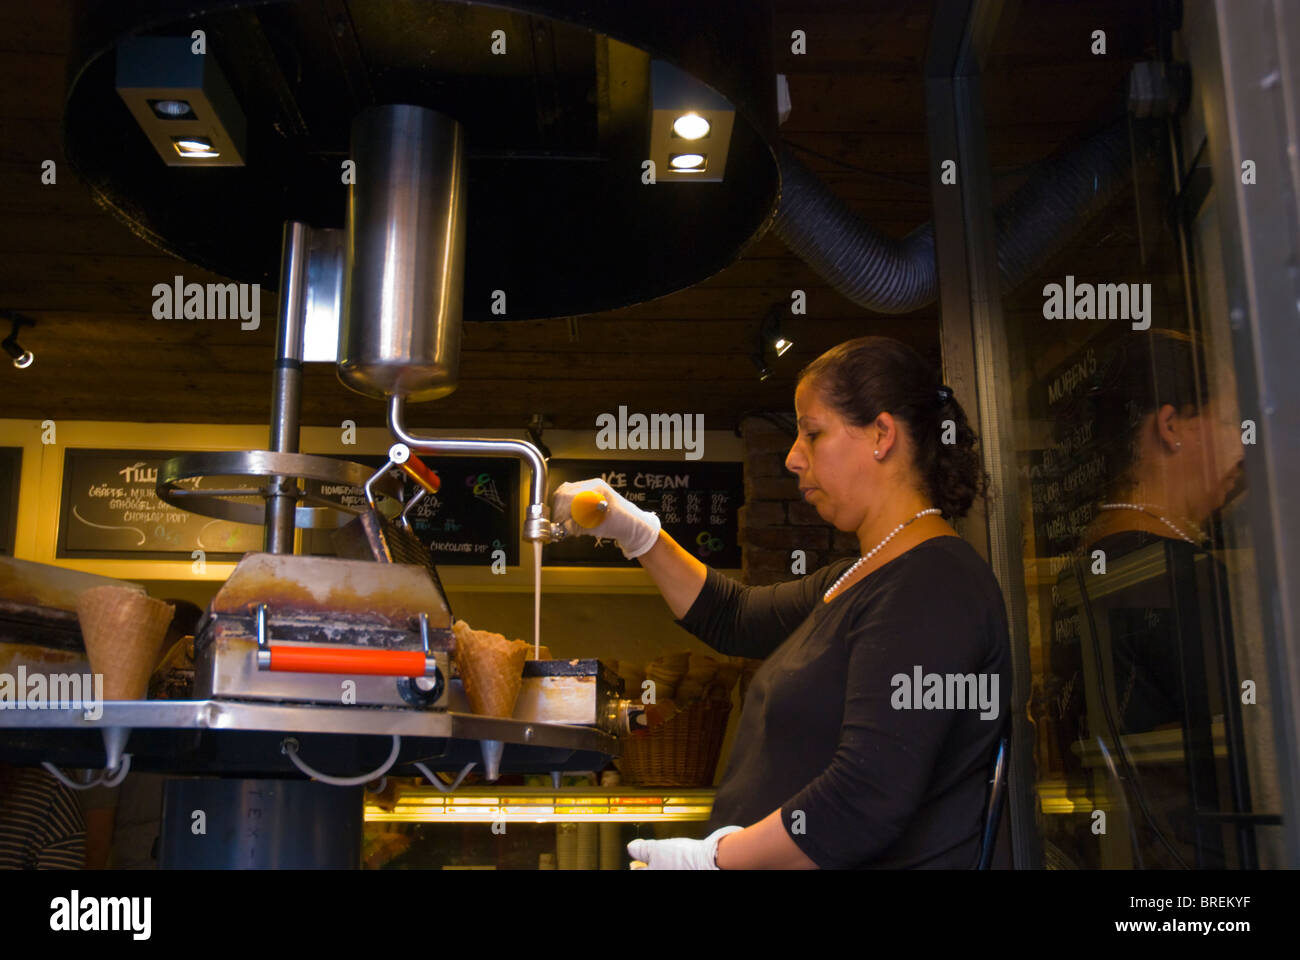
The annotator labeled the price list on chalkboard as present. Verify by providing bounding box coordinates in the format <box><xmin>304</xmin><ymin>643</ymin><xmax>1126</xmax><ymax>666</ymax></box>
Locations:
<box><xmin>544</xmin><ymin>459</ymin><xmax>743</xmax><ymax>568</ymax></box>
<box><xmin>401</xmin><ymin>456</ymin><xmax>520</xmax><ymax>566</ymax></box>
<box><xmin>1028</xmin><ymin>339</ymin><xmax>1109</xmax><ymax>561</ymax></box>
<box><xmin>1028</xmin><ymin>333</ymin><xmax>1118</xmax><ymax>771</ymax></box>
<box><xmin>302</xmin><ymin>454</ymin><xmax>520</xmax><ymax>567</ymax></box>
<box><xmin>57</xmin><ymin>449</ymin><xmax>263</xmax><ymax>560</ymax></box>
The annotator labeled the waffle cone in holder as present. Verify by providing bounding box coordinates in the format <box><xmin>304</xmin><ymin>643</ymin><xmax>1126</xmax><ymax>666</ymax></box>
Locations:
<box><xmin>76</xmin><ymin>585</ymin><xmax>175</xmax><ymax>701</ymax></box>
<box><xmin>452</xmin><ymin>619</ymin><xmax>529</xmax><ymax>718</ymax></box>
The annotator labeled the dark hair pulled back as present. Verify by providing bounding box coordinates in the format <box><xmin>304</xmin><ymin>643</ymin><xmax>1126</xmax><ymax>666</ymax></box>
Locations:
<box><xmin>1083</xmin><ymin>328</ymin><xmax>1210</xmax><ymax>497</ymax></box>
<box><xmin>798</xmin><ymin>336</ymin><xmax>989</xmax><ymax>518</ymax></box>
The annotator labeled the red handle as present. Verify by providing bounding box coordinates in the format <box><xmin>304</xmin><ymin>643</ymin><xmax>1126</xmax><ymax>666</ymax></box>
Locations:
<box><xmin>400</xmin><ymin>454</ymin><xmax>441</xmax><ymax>495</ymax></box>
<box><xmin>268</xmin><ymin>646</ymin><xmax>428</xmax><ymax>677</ymax></box>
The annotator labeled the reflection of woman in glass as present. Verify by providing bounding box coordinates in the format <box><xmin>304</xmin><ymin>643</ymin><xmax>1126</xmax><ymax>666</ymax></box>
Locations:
<box><xmin>1067</xmin><ymin>328</ymin><xmax>1245</xmax><ymax>868</ymax></box>
<box><xmin>1085</xmin><ymin>330</ymin><xmax>1243</xmax><ymax>556</ymax></box>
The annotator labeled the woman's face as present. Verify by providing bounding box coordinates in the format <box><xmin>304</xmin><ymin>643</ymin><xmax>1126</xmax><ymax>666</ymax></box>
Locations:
<box><xmin>1177</xmin><ymin>395</ymin><xmax>1245</xmax><ymax>518</ymax></box>
<box><xmin>785</xmin><ymin>378</ymin><xmax>877</xmax><ymax>532</ymax></box>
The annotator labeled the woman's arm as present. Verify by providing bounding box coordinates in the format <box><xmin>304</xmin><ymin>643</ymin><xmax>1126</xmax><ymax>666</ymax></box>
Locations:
<box><xmin>715</xmin><ymin>809</ymin><xmax>818</xmax><ymax>869</ymax></box>
<box><xmin>555</xmin><ymin>479</ymin><xmax>844</xmax><ymax>658</ymax></box>
<box><xmin>636</xmin><ymin>529</ymin><xmax>708</xmax><ymax>619</ymax></box>
<box><xmin>654</xmin><ymin>544</ymin><xmax>852</xmax><ymax>660</ymax></box>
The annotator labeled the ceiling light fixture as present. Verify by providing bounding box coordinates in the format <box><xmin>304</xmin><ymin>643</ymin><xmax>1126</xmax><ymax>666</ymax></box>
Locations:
<box><xmin>116</xmin><ymin>35</ymin><xmax>246</xmax><ymax>167</ymax></box>
<box><xmin>526</xmin><ymin>413</ymin><xmax>552</xmax><ymax>462</ymax></box>
<box><xmin>649</xmin><ymin>59</ymin><xmax>735</xmax><ymax>182</ymax></box>
<box><xmin>150</xmin><ymin>98</ymin><xmax>195</xmax><ymax>119</ymax></box>
<box><xmin>672</xmin><ymin>112</ymin><xmax>710</xmax><ymax>140</ymax></box>
<box><xmin>2</xmin><ymin>311</ymin><xmax>35</xmax><ymax>370</ymax></box>
<box><xmin>760</xmin><ymin>305</ymin><xmax>794</xmax><ymax>362</ymax></box>
<box><xmin>172</xmin><ymin>136</ymin><xmax>220</xmax><ymax>158</ymax></box>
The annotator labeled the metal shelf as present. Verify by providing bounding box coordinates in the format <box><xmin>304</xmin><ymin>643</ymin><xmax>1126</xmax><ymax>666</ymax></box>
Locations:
<box><xmin>0</xmin><ymin>699</ymin><xmax>618</xmax><ymax>779</ymax></box>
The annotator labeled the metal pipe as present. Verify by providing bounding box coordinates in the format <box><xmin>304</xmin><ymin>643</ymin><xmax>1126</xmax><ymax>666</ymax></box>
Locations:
<box><xmin>265</xmin><ymin>220</ymin><xmax>309</xmax><ymax>554</ymax></box>
<box><xmin>924</xmin><ymin>0</ymin><xmax>1039</xmax><ymax>870</ymax></box>
<box><xmin>387</xmin><ymin>395</ymin><xmax>560</xmax><ymax>542</ymax></box>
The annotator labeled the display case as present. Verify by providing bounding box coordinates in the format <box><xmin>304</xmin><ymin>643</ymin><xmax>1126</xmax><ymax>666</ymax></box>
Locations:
<box><xmin>361</xmin><ymin>776</ymin><xmax>715</xmax><ymax>870</ymax></box>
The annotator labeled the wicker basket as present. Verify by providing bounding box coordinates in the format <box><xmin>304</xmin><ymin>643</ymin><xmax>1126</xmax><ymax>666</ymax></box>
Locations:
<box><xmin>615</xmin><ymin>698</ymin><xmax>733</xmax><ymax>787</ymax></box>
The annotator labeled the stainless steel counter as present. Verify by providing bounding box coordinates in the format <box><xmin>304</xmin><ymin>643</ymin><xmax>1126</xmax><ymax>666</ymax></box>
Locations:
<box><xmin>0</xmin><ymin>700</ymin><xmax>619</xmax><ymax>780</ymax></box>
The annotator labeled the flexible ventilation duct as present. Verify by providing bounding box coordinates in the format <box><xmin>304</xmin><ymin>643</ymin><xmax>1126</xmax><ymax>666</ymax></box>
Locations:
<box><xmin>774</xmin><ymin>120</ymin><xmax>1131</xmax><ymax>314</ymax></box>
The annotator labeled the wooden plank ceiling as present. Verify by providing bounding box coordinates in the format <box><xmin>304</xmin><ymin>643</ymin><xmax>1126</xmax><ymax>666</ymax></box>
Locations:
<box><xmin>0</xmin><ymin>0</ymin><xmax>1158</xmax><ymax>430</ymax></box>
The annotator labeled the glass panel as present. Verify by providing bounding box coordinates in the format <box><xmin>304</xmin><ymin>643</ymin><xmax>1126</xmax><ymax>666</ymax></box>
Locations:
<box><xmin>983</xmin><ymin>5</ymin><xmax>1281</xmax><ymax>869</ymax></box>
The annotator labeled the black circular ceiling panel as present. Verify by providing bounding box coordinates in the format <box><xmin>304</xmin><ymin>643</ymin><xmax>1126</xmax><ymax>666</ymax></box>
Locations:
<box><xmin>64</xmin><ymin>0</ymin><xmax>780</xmax><ymax>321</ymax></box>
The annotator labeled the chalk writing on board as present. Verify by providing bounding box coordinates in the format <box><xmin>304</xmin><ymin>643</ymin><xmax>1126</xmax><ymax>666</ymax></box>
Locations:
<box><xmin>546</xmin><ymin>458</ymin><xmax>742</xmax><ymax>568</ymax></box>
<box><xmin>58</xmin><ymin>450</ymin><xmax>261</xmax><ymax>560</ymax></box>
<box><xmin>302</xmin><ymin>454</ymin><xmax>520</xmax><ymax>566</ymax></box>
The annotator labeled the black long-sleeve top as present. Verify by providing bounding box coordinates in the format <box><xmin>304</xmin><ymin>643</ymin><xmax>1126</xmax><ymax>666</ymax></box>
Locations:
<box><xmin>676</xmin><ymin>535</ymin><xmax>1011</xmax><ymax>868</ymax></box>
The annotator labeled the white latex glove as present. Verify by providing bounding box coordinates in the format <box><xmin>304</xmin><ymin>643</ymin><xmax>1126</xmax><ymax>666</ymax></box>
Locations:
<box><xmin>550</xmin><ymin>478</ymin><xmax>661</xmax><ymax>559</ymax></box>
<box><xmin>627</xmin><ymin>825</ymin><xmax>743</xmax><ymax>870</ymax></box>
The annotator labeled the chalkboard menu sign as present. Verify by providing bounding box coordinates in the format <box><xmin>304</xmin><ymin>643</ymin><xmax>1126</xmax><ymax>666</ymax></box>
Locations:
<box><xmin>0</xmin><ymin>447</ymin><xmax>20</xmax><ymax>556</ymax></box>
<box><xmin>1030</xmin><ymin>332</ymin><xmax>1119</xmax><ymax>772</ymax></box>
<box><xmin>543</xmin><ymin>459</ymin><xmax>743</xmax><ymax>568</ymax></box>
<box><xmin>1028</xmin><ymin>336</ymin><xmax>1111</xmax><ymax>560</ymax></box>
<box><xmin>299</xmin><ymin>454</ymin><xmax>396</xmax><ymax>559</ymax></box>
<box><xmin>57</xmin><ymin>449</ymin><xmax>263</xmax><ymax>560</ymax></box>
<box><xmin>405</xmin><ymin>456</ymin><xmax>520</xmax><ymax>566</ymax></box>
<box><xmin>302</xmin><ymin>454</ymin><xmax>520</xmax><ymax>566</ymax></box>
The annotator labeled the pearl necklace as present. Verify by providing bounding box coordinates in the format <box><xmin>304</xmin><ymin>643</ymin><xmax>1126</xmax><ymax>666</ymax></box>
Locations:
<box><xmin>823</xmin><ymin>508</ymin><xmax>943</xmax><ymax>602</ymax></box>
<box><xmin>1097</xmin><ymin>502</ymin><xmax>1204</xmax><ymax>545</ymax></box>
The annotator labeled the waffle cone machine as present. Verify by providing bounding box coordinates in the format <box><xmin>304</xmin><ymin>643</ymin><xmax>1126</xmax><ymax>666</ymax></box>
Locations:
<box><xmin>1</xmin><ymin>0</ymin><xmax>780</xmax><ymax>867</ymax></box>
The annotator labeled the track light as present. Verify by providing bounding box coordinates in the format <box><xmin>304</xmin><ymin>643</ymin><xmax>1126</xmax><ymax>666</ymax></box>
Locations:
<box><xmin>2</xmin><ymin>312</ymin><xmax>35</xmax><ymax>369</ymax></box>
<box><xmin>753</xmin><ymin>306</ymin><xmax>793</xmax><ymax>379</ymax></box>
<box><xmin>527</xmin><ymin>413</ymin><xmax>552</xmax><ymax>461</ymax></box>
<box><xmin>761</xmin><ymin>307</ymin><xmax>793</xmax><ymax>357</ymax></box>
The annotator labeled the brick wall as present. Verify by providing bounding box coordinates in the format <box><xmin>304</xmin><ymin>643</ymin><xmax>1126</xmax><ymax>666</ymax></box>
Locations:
<box><xmin>739</xmin><ymin>415</ymin><xmax>859</xmax><ymax>585</ymax></box>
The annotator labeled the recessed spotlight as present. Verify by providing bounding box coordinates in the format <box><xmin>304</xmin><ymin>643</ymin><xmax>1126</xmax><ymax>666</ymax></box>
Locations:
<box><xmin>150</xmin><ymin>98</ymin><xmax>195</xmax><ymax>119</ymax></box>
<box><xmin>172</xmin><ymin>136</ymin><xmax>220</xmax><ymax>159</ymax></box>
<box><xmin>669</xmin><ymin>153</ymin><xmax>706</xmax><ymax>170</ymax></box>
<box><xmin>672</xmin><ymin>113</ymin><xmax>710</xmax><ymax>140</ymax></box>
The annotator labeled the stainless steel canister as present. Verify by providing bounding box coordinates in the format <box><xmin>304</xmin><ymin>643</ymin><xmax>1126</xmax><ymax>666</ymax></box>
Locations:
<box><xmin>338</xmin><ymin>104</ymin><xmax>465</xmax><ymax>401</ymax></box>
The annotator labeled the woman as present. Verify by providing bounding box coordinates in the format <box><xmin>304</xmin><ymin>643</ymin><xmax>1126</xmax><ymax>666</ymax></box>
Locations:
<box><xmin>552</xmin><ymin>336</ymin><xmax>1011</xmax><ymax>868</ymax></box>
<box><xmin>1050</xmin><ymin>329</ymin><xmax>1247</xmax><ymax>868</ymax></box>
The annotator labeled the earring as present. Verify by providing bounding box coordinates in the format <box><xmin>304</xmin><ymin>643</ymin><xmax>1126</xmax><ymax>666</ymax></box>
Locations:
<box><xmin>873</xmin><ymin>449</ymin><xmax>880</xmax><ymax>459</ymax></box>
<box><xmin>1175</xmin><ymin>441</ymin><xmax>1182</xmax><ymax>449</ymax></box>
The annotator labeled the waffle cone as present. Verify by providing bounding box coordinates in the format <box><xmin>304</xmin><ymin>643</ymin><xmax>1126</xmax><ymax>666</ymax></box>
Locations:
<box><xmin>76</xmin><ymin>585</ymin><xmax>175</xmax><ymax>700</ymax></box>
<box><xmin>452</xmin><ymin>620</ymin><xmax>528</xmax><ymax>718</ymax></box>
